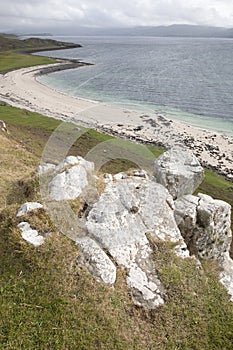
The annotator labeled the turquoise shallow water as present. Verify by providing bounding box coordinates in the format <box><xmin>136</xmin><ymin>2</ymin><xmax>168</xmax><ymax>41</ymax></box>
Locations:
<box><xmin>37</xmin><ymin>36</ymin><xmax>233</xmax><ymax>136</ymax></box>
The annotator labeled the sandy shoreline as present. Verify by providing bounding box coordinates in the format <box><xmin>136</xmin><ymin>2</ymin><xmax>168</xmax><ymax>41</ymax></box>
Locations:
<box><xmin>0</xmin><ymin>62</ymin><xmax>232</xmax><ymax>180</ymax></box>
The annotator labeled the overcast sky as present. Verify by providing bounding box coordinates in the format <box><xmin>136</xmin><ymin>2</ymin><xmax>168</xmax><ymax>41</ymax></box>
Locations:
<box><xmin>1</xmin><ymin>0</ymin><xmax>233</xmax><ymax>33</ymax></box>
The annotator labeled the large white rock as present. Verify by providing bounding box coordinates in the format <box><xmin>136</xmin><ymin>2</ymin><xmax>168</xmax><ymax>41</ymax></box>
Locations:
<box><xmin>76</xmin><ymin>237</ymin><xmax>116</xmax><ymax>285</ymax></box>
<box><xmin>154</xmin><ymin>147</ymin><xmax>204</xmax><ymax>199</ymax></box>
<box><xmin>16</xmin><ymin>202</ymin><xmax>43</xmax><ymax>217</ymax></box>
<box><xmin>48</xmin><ymin>156</ymin><xmax>95</xmax><ymax>201</ymax></box>
<box><xmin>175</xmin><ymin>193</ymin><xmax>232</xmax><ymax>261</ymax></box>
<box><xmin>175</xmin><ymin>193</ymin><xmax>233</xmax><ymax>300</ymax></box>
<box><xmin>49</xmin><ymin>165</ymin><xmax>89</xmax><ymax>201</ymax></box>
<box><xmin>87</xmin><ymin>178</ymin><xmax>186</xmax><ymax>248</ymax></box>
<box><xmin>17</xmin><ymin>222</ymin><xmax>45</xmax><ymax>247</ymax></box>
<box><xmin>86</xmin><ymin>177</ymin><xmax>189</xmax><ymax>307</ymax></box>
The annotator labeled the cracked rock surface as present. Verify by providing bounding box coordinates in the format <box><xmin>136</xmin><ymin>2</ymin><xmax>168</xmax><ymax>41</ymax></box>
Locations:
<box><xmin>35</xmin><ymin>149</ymin><xmax>233</xmax><ymax>306</ymax></box>
<box><xmin>175</xmin><ymin>192</ymin><xmax>233</xmax><ymax>299</ymax></box>
<box><xmin>86</xmin><ymin>177</ymin><xmax>188</xmax><ymax>307</ymax></box>
<box><xmin>154</xmin><ymin>146</ymin><xmax>204</xmax><ymax>199</ymax></box>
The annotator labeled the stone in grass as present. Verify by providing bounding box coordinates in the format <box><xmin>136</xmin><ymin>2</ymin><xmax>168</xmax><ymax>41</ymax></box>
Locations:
<box><xmin>175</xmin><ymin>193</ymin><xmax>233</xmax><ymax>301</ymax></box>
<box><xmin>16</xmin><ymin>202</ymin><xmax>43</xmax><ymax>217</ymax></box>
<box><xmin>86</xmin><ymin>177</ymin><xmax>189</xmax><ymax>307</ymax></box>
<box><xmin>76</xmin><ymin>236</ymin><xmax>116</xmax><ymax>285</ymax></box>
<box><xmin>175</xmin><ymin>193</ymin><xmax>232</xmax><ymax>261</ymax></box>
<box><xmin>17</xmin><ymin>222</ymin><xmax>45</xmax><ymax>247</ymax></box>
<box><xmin>48</xmin><ymin>156</ymin><xmax>94</xmax><ymax>201</ymax></box>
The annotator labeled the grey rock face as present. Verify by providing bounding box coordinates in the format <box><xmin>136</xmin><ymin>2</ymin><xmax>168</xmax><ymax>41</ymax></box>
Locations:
<box><xmin>16</xmin><ymin>202</ymin><xmax>43</xmax><ymax>217</ymax></box>
<box><xmin>17</xmin><ymin>222</ymin><xmax>45</xmax><ymax>247</ymax></box>
<box><xmin>175</xmin><ymin>193</ymin><xmax>232</xmax><ymax>261</ymax></box>
<box><xmin>48</xmin><ymin>156</ymin><xmax>94</xmax><ymax>201</ymax></box>
<box><xmin>86</xmin><ymin>177</ymin><xmax>189</xmax><ymax>308</ymax></box>
<box><xmin>39</xmin><ymin>153</ymin><xmax>232</xmax><ymax>306</ymax></box>
<box><xmin>154</xmin><ymin>147</ymin><xmax>204</xmax><ymax>199</ymax></box>
<box><xmin>196</xmin><ymin>194</ymin><xmax>232</xmax><ymax>260</ymax></box>
<box><xmin>87</xmin><ymin>178</ymin><xmax>187</xmax><ymax>253</ymax></box>
<box><xmin>76</xmin><ymin>237</ymin><xmax>116</xmax><ymax>285</ymax></box>
<box><xmin>175</xmin><ymin>193</ymin><xmax>233</xmax><ymax>300</ymax></box>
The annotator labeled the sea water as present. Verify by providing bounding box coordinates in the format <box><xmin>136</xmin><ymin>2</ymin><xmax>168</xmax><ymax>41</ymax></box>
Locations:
<box><xmin>37</xmin><ymin>36</ymin><xmax>233</xmax><ymax>135</ymax></box>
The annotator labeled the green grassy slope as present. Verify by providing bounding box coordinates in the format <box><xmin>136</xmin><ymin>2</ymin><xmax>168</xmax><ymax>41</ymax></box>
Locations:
<box><xmin>0</xmin><ymin>34</ymin><xmax>82</xmax><ymax>73</ymax></box>
<box><xmin>0</xmin><ymin>36</ymin><xmax>233</xmax><ymax>348</ymax></box>
<box><xmin>0</xmin><ymin>205</ymin><xmax>232</xmax><ymax>349</ymax></box>
<box><xmin>0</xmin><ymin>104</ymin><xmax>232</xmax><ymax>349</ymax></box>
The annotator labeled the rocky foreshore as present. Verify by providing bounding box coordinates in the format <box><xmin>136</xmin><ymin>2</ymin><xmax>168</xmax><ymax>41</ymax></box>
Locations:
<box><xmin>97</xmin><ymin>114</ymin><xmax>233</xmax><ymax>181</ymax></box>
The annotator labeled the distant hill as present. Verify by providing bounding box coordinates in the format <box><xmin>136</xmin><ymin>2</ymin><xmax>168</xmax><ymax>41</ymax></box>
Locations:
<box><xmin>72</xmin><ymin>24</ymin><xmax>233</xmax><ymax>38</ymax></box>
<box><xmin>0</xmin><ymin>34</ymin><xmax>81</xmax><ymax>52</ymax></box>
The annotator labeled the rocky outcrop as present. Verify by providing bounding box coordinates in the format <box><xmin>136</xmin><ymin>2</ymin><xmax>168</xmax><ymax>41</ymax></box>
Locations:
<box><xmin>174</xmin><ymin>192</ymin><xmax>232</xmax><ymax>300</ymax></box>
<box><xmin>154</xmin><ymin>146</ymin><xmax>204</xmax><ymax>199</ymax></box>
<box><xmin>36</xmin><ymin>149</ymin><xmax>232</xmax><ymax>306</ymax></box>
<box><xmin>86</xmin><ymin>178</ymin><xmax>188</xmax><ymax>307</ymax></box>
<box><xmin>47</xmin><ymin>156</ymin><xmax>94</xmax><ymax>201</ymax></box>
<box><xmin>76</xmin><ymin>237</ymin><xmax>117</xmax><ymax>285</ymax></box>
<box><xmin>174</xmin><ymin>193</ymin><xmax>232</xmax><ymax>261</ymax></box>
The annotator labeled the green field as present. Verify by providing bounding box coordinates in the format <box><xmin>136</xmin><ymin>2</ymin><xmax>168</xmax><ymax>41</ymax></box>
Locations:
<box><xmin>0</xmin><ymin>34</ymin><xmax>82</xmax><ymax>73</ymax></box>
<box><xmin>0</xmin><ymin>52</ymin><xmax>56</xmax><ymax>73</ymax></box>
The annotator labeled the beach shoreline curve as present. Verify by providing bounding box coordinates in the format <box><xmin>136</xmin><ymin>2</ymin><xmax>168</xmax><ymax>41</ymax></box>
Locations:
<box><xmin>0</xmin><ymin>61</ymin><xmax>232</xmax><ymax>181</ymax></box>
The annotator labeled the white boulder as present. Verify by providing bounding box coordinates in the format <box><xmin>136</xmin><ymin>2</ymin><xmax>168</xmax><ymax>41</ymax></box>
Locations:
<box><xmin>17</xmin><ymin>222</ymin><xmax>45</xmax><ymax>247</ymax></box>
<box><xmin>47</xmin><ymin>156</ymin><xmax>94</xmax><ymax>201</ymax></box>
<box><xmin>154</xmin><ymin>147</ymin><xmax>204</xmax><ymax>199</ymax></box>
<box><xmin>175</xmin><ymin>193</ymin><xmax>232</xmax><ymax>261</ymax></box>
<box><xmin>86</xmin><ymin>177</ymin><xmax>189</xmax><ymax>307</ymax></box>
<box><xmin>175</xmin><ymin>193</ymin><xmax>233</xmax><ymax>300</ymax></box>
<box><xmin>49</xmin><ymin>165</ymin><xmax>89</xmax><ymax>201</ymax></box>
<box><xmin>76</xmin><ymin>237</ymin><xmax>116</xmax><ymax>285</ymax></box>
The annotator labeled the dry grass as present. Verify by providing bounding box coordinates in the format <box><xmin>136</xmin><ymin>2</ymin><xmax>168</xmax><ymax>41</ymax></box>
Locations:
<box><xmin>0</xmin><ymin>132</ymin><xmax>38</xmax><ymax>209</ymax></box>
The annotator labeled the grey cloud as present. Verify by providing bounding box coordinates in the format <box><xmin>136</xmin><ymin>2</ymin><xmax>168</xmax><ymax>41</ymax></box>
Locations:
<box><xmin>0</xmin><ymin>0</ymin><xmax>233</xmax><ymax>33</ymax></box>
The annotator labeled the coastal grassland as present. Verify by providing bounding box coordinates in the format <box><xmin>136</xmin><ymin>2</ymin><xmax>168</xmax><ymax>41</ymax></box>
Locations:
<box><xmin>0</xmin><ymin>103</ymin><xmax>232</xmax><ymax>202</ymax></box>
<box><xmin>0</xmin><ymin>206</ymin><xmax>233</xmax><ymax>349</ymax></box>
<box><xmin>0</xmin><ymin>34</ymin><xmax>82</xmax><ymax>73</ymax></box>
<box><xmin>0</xmin><ymin>52</ymin><xmax>57</xmax><ymax>73</ymax></box>
<box><xmin>0</xmin><ymin>104</ymin><xmax>233</xmax><ymax>349</ymax></box>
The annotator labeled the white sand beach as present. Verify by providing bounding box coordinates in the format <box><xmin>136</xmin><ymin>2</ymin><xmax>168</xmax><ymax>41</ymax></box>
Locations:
<box><xmin>0</xmin><ymin>63</ymin><xmax>232</xmax><ymax>180</ymax></box>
